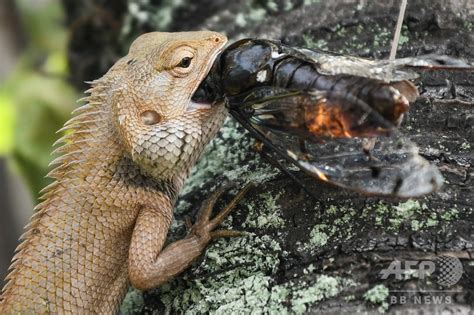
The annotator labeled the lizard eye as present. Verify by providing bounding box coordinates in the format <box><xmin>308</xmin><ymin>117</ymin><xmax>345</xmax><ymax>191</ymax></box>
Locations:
<box><xmin>178</xmin><ymin>57</ymin><xmax>192</xmax><ymax>68</ymax></box>
<box><xmin>166</xmin><ymin>47</ymin><xmax>196</xmax><ymax>77</ymax></box>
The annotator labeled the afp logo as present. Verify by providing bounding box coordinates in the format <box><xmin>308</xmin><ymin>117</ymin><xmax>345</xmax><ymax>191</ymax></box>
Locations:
<box><xmin>380</xmin><ymin>255</ymin><xmax>463</xmax><ymax>287</ymax></box>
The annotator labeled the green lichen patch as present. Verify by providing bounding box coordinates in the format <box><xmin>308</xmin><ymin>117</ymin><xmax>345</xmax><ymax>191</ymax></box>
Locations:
<box><xmin>302</xmin><ymin>34</ymin><xmax>328</xmax><ymax>50</ymax></box>
<box><xmin>360</xmin><ymin>200</ymin><xmax>465</xmax><ymax>234</ymax></box>
<box><xmin>296</xmin><ymin>205</ymin><xmax>358</xmax><ymax>254</ymax></box>
<box><xmin>466</xmin><ymin>21</ymin><xmax>474</xmax><ymax>32</ymax></box>
<box><xmin>460</xmin><ymin>142</ymin><xmax>471</xmax><ymax>151</ymax></box>
<box><xmin>139</xmin><ymin>224</ymin><xmax>356</xmax><ymax>313</ymax></box>
<box><xmin>363</xmin><ymin>284</ymin><xmax>389</xmax><ymax>312</ymax></box>
<box><xmin>120</xmin><ymin>288</ymin><xmax>144</xmax><ymax>314</ymax></box>
<box><xmin>290</xmin><ymin>275</ymin><xmax>344</xmax><ymax>314</ymax></box>
<box><xmin>300</xmin><ymin>16</ymin><xmax>426</xmax><ymax>58</ymax></box>
<box><xmin>303</xmin><ymin>0</ymin><xmax>321</xmax><ymax>5</ymax></box>
<box><xmin>389</xmin><ymin>200</ymin><xmax>423</xmax><ymax>230</ymax></box>
<box><xmin>123</xmin><ymin>0</ymin><xmax>187</xmax><ymax>34</ymax></box>
<box><xmin>440</xmin><ymin>207</ymin><xmax>459</xmax><ymax>221</ymax></box>
<box><xmin>182</xmin><ymin>119</ymin><xmax>278</xmax><ymax>197</ymax></box>
<box><xmin>297</xmin><ymin>224</ymin><xmax>331</xmax><ymax>252</ymax></box>
<box><xmin>152</xmin><ymin>233</ymin><xmax>284</xmax><ymax>314</ymax></box>
<box><xmin>243</xmin><ymin>191</ymin><xmax>285</xmax><ymax>229</ymax></box>
<box><xmin>224</xmin><ymin>0</ymin><xmax>283</xmax><ymax>31</ymax></box>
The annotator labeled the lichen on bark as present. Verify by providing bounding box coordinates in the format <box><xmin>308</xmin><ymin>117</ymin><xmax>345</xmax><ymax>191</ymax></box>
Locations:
<box><xmin>63</xmin><ymin>0</ymin><xmax>473</xmax><ymax>313</ymax></box>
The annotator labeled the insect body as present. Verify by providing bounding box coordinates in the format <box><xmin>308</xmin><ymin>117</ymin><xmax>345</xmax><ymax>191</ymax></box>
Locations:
<box><xmin>193</xmin><ymin>38</ymin><xmax>472</xmax><ymax>197</ymax></box>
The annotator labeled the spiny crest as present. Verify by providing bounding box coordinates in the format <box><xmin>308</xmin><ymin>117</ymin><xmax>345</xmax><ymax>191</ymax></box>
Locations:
<box><xmin>1</xmin><ymin>78</ymin><xmax>111</xmax><ymax>297</ymax></box>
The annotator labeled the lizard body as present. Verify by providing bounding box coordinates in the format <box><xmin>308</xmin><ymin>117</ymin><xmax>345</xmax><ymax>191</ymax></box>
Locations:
<box><xmin>0</xmin><ymin>31</ymin><xmax>232</xmax><ymax>313</ymax></box>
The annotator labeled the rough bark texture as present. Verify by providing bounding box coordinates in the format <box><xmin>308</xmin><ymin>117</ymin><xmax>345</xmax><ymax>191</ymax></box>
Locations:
<box><xmin>62</xmin><ymin>0</ymin><xmax>473</xmax><ymax>313</ymax></box>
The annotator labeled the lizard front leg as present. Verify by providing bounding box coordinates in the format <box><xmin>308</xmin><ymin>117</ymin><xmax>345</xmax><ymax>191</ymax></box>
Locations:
<box><xmin>128</xmin><ymin>183</ymin><xmax>253</xmax><ymax>291</ymax></box>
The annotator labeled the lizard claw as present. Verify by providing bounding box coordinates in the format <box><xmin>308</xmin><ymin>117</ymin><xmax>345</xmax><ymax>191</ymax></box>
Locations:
<box><xmin>208</xmin><ymin>182</ymin><xmax>254</xmax><ymax>229</ymax></box>
<box><xmin>189</xmin><ymin>182</ymin><xmax>254</xmax><ymax>239</ymax></box>
<box><xmin>194</xmin><ymin>182</ymin><xmax>236</xmax><ymax>226</ymax></box>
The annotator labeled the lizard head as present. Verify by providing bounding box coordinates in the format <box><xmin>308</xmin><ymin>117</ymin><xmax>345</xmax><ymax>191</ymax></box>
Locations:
<box><xmin>108</xmin><ymin>31</ymin><xmax>228</xmax><ymax>182</ymax></box>
<box><xmin>115</xmin><ymin>31</ymin><xmax>227</xmax><ymax>119</ymax></box>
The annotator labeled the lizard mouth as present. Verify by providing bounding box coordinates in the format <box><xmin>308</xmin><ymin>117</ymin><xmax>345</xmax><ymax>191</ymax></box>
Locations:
<box><xmin>186</xmin><ymin>100</ymin><xmax>213</xmax><ymax>111</ymax></box>
<box><xmin>190</xmin><ymin>37</ymin><xmax>228</xmax><ymax>111</ymax></box>
<box><xmin>191</xmin><ymin>50</ymin><xmax>224</xmax><ymax>107</ymax></box>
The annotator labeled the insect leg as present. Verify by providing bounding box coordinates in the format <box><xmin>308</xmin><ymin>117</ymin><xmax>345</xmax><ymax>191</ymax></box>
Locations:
<box><xmin>254</xmin><ymin>140</ymin><xmax>318</xmax><ymax>199</ymax></box>
<box><xmin>231</xmin><ymin>110</ymin><xmax>326</xmax><ymax>199</ymax></box>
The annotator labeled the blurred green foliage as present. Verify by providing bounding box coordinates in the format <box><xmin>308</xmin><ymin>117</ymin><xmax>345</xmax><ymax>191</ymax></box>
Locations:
<box><xmin>0</xmin><ymin>0</ymin><xmax>78</xmax><ymax>199</ymax></box>
<box><xmin>0</xmin><ymin>91</ymin><xmax>14</xmax><ymax>154</ymax></box>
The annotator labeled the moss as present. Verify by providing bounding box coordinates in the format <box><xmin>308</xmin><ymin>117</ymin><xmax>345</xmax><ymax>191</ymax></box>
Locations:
<box><xmin>294</xmin><ymin>204</ymin><xmax>363</xmax><ymax>255</ymax></box>
<box><xmin>332</xmin><ymin>206</ymin><xmax>356</xmax><ymax>228</ymax></box>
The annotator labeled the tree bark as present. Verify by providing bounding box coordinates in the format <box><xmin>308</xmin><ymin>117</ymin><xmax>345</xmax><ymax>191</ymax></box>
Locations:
<box><xmin>63</xmin><ymin>0</ymin><xmax>473</xmax><ymax>313</ymax></box>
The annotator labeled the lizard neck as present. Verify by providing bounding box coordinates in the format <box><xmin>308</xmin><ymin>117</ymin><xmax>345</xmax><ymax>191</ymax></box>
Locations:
<box><xmin>50</xmin><ymin>77</ymin><xmax>183</xmax><ymax>199</ymax></box>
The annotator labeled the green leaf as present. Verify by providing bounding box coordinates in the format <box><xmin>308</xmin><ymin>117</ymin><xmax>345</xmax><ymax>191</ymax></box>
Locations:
<box><xmin>0</xmin><ymin>90</ymin><xmax>15</xmax><ymax>155</ymax></box>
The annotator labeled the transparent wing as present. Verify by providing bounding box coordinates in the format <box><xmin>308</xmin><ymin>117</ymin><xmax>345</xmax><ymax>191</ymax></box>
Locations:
<box><xmin>229</xmin><ymin>87</ymin><xmax>443</xmax><ymax>197</ymax></box>
<box><xmin>293</xmin><ymin>47</ymin><xmax>474</xmax><ymax>82</ymax></box>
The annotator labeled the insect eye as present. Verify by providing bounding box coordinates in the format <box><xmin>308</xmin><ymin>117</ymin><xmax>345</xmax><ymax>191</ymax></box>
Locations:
<box><xmin>178</xmin><ymin>57</ymin><xmax>192</xmax><ymax>68</ymax></box>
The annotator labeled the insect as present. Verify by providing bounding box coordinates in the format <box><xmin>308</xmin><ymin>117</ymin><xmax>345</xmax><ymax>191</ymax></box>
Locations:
<box><xmin>192</xmin><ymin>38</ymin><xmax>472</xmax><ymax>198</ymax></box>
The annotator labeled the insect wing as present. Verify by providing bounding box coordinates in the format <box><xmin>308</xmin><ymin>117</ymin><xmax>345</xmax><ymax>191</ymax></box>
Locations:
<box><xmin>229</xmin><ymin>88</ymin><xmax>443</xmax><ymax>197</ymax></box>
<box><xmin>294</xmin><ymin>47</ymin><xmax>474</xmax><ymax>82</ymax></box>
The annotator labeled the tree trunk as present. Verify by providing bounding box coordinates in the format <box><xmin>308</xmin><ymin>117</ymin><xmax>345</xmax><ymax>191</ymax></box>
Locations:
<box><xmin>63</xmin><ymin>0</ymin><xmax>473</xmax><ymax>313</ymax></box>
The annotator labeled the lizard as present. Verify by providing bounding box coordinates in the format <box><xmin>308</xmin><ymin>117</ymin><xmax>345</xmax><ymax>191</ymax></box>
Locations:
<box><xmin>0</xmin><ymin>30</ymin><xmax>251</xmax><ymax>313</ymax></box>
